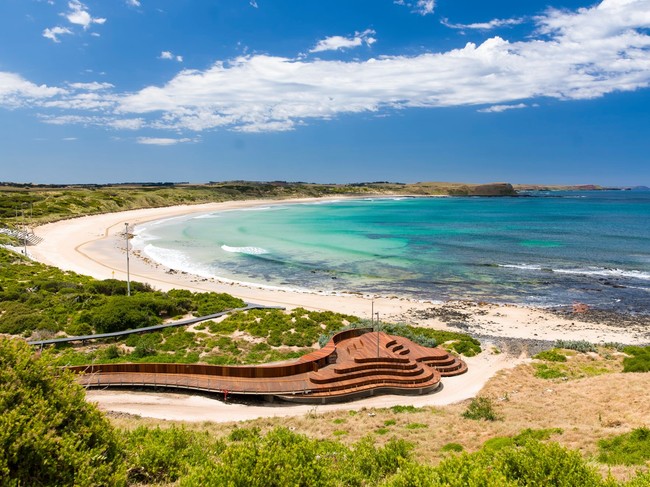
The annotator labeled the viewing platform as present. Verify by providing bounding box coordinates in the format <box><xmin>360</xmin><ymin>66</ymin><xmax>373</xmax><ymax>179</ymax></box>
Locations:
<box><xmin>69</xmin><ymin>328</ymin><xmax>467</xmax><ymax>404</ymax></box>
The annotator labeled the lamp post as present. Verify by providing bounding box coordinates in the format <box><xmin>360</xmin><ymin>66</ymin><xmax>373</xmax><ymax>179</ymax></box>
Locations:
<box><xmin>375</xmin><ymin>311</ymin><xmax>380</xmax><ymax>358</ymax></box>
<box><xmin>125</xmin><ymin>223</ymin><xmax>131</xmax><ymax>296</ymax></box>
<box><xmin>21</xmin><ymin>202</ymin><xmax>28</xmax><ymax>256</ymax></box>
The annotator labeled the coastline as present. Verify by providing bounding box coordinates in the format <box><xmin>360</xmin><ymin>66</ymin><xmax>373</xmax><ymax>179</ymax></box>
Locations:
<box><xmin>29</xmin><ymin>197</ymin><xmax>650</xmax><ymax>346</ymax></box>
<box><xmin>27</xmin><ymin>197</ymin><xmax>650</xmax><ymax>421</ymax></box>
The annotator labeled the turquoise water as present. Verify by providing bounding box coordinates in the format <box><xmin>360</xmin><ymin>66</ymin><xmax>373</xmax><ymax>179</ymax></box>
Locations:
<box><xmin>135</xmin><ymin>192</ymin><xmax>650</xmax><ymax>311</ymax></box>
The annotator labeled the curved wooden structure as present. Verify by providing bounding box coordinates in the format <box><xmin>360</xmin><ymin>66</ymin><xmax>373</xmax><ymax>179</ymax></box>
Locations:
<box><xmin>69</xmin><ymin>328</ymin><xmax>467</xmax><ymax>404</ymax></box>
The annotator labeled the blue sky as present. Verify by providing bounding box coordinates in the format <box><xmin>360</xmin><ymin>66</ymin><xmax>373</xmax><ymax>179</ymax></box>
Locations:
<box><xmin>0</xmin><ymin>0</ymin><xmax>649</xmax><ymax>185</ymax></box>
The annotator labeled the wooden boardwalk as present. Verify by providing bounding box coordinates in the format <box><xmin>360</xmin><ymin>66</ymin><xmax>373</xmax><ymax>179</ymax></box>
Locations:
<box><xmin>70</xmin><ymin>328</ymin><xmax>467</xmax><ymax>404</ymax></box>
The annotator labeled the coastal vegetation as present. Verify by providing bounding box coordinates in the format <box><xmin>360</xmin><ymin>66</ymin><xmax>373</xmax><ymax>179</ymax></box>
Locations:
<box><xmin>0</xmin><ymin>248</ymin><xmax>244</xmax><ymax>338</ymax></box>
<box><xmin>0</xmin><ymin>181</ymin><xmax>517</xmax><ymax>227</ymax></box>
<box><xmin>0</xmin><ymin>339</ymin><xmax>124</xmax><ymax>486</ymax></box>
<box><xmin>4</xmin><ymin>337</ymin><xmax>650</xmax><ymax>485</ymax></box>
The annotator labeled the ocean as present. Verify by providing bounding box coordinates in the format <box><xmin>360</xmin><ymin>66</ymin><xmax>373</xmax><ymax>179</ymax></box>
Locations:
<box><xmin>133</xmin><ymin>191</ymin><xmax>650</xmax><ymax>312</ymax></box>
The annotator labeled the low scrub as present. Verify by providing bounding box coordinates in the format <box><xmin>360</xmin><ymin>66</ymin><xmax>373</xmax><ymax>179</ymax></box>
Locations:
<box><xmin>0</xmin><ymin>338</ymin><xmax>124</xmax><ymax>486</ymax></box>
<box><xmin>319</xmin><ymin>320</ymin><xmax>481</xmax><ymax>357</ymax></box>
<box><xmin>0</xmin><ymin>248</ymin><xmax>245</xmax><ymax>337</ymax></box>
<box><xmin>598</xmin><ymin>427</ymin><xmax>650</xmax><ymax>466</ymax></box>
<box><xmin>534</xmin><ymin>348</ymin><xmax>568</xmax><ymax>362</ymax></box>
<box><xmin>554</xmin><ymin>339</ymin><xmax>597</xmax><ymax>353</ymax></box>
<box><xmin>462</xmin><ymin>397</ymin><xmax>502</xmax><ymax>422</ymax></box>
<box><xmin>622</xmin><ymin>346</ymin><xmax>650</xmax><ymax>373</ymax></box>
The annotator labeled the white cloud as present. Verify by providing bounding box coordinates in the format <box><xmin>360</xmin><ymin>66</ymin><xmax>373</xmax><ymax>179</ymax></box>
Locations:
<box><xmin>0</xmin><ymin>72</ymin><xmax>66</xmax><ymax>106</ymax></box>
<box><xmin>65</xmin><ymin>0</ymin><xmax>106</xmax><ymax>30</ymax></box>
<box><xmin>310</xmin><ymin>29</ymin><xmax>376</xmax><ymax>53</ymax></box>
<box><xmin>68</xmin><ymin>81</ymin><xmax>114</xmax><ymax>91</ymax></box>
<box><xmin>126</xmin><ymin>0</ymin><xmax>141</xmax><ymax>6</ymax></box>
<box><xmin>137</xmin><ymin>137</ymin><xmax>194</xmax><ymax>145</ymax></box>
<box><xmin>442</xmin><ymin>17</ymin><xmax>525</xmax><ymax>31</ymax></box>
<box><xmin>250</xmin><ymin>1</ymin><xmax>258</xmax><ymax>8</ymax></box>
<box><xmin>159</xmin><ymin>51</ymin><xmax>183</xmax><ymax>62</ymax></box>
<box><xmin>42</xmin><ymin>26</ymin><xmax>72</xmax><ymax>42</ymax></box>
<box><xmin>6</xmin><ymin>0</ymin><xmax>650</xmax><ymax>135</ymax></box>
<box><xmin>62</xmin><ymin>137</ymin><xmax>78</xmax><ymax>141</ymax></box>
<box><xmin>396</xmin><ymin>0</ymin><xmax>435</xmax><ymax>16</ymax></box>
<box><xmin>415</xmin><ymin>0</ymin><xmax>435</xmax><ymax>15</ymax></box>
<box><xmin>109</xmin><ymin>118</ymin><xmax>144</xmax><ymax>130</ymax></box>
<box><xmin>477</xmin><ymin>103</ymin><xmax>528</xmax><ymax>113</ymax></box>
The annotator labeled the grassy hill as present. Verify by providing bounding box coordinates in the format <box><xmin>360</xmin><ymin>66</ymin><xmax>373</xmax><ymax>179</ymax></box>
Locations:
<box><xmin>0</xmin><ymin>180</ymin><xmax>516</xmax><ymax>228</ymax></box>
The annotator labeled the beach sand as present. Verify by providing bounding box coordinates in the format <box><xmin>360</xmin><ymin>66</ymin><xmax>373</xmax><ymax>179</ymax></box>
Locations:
<box><xmin>28</xmin><ymin>198</ymin><xmax>650</xmax><ymax>422</ymax></box>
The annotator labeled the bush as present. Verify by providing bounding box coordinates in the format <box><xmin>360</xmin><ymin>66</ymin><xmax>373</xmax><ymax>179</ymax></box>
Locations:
<box><xmin>554</xmin><ymin>340</ymin><xmax>597</xmax><ymax>353</ymax></box>
<box><xmin>75</xmin><ymin>294</ymin><xmax>166</xmax><ymax>333</ymax></box>
<box><xmin>462</xmin><ymin>397</ymin><xmax>501</xmax><ymax>421</ymax></box>
<box><xmin>534</xmin><ymin>363</ymin><xmax>566</xmax><ymax>379</ymax></box>
<box><xmin>598</xmin><ymin>427</ymin><xmax>650</xmax><ymax>465</ymax></box>
<box><xmin>390</xmin><ymin>405</ymin><xmax>422</xmax><ymax>414</ymax></box>
<box><xmin>195</xmin><ymin>292</ymin><xmax>246</xmax><ymax>316</ymax></box>
<box><xmin>441</xmin><ymin>442</ymin><xmax>464</xmax><ymax>453</ymax></box>
<box><xmin>125</xmin><ymin>426</ymin><xmax>218</xmax><ymax>484</ymax></box>
<box><xmin>534</xmin><ymin>349</ymin><xmax>568</xmax><ymax>362</ymax></box>
<box><xmin>622</xmin><ymin>346</ymin><xmax>650</xmax><ymax>373</ymax></box>
<box><xmin>0</xmin><ymin>338</ymin><xmax>124</xmax><ymax>486</ymax></box>
<box><xmin>424</xmin><ymin>440</ymin><xmax>608</xmax><ymax>487</ymax></box>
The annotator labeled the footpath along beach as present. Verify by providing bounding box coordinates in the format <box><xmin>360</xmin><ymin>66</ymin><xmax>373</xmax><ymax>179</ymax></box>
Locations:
<box><xmin>28</xmin><ymin>198</ymin><xmax>650</xmax><ymax>421</ymax></box>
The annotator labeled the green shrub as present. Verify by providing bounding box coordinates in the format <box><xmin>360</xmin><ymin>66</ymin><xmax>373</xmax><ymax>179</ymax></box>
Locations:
<box><xmin>482</xmin><ymin>436</ymin><xmax>515</xmax><ymax>451</ymax></box>
<box><xmin>513</xmin><ymin>428</ymin><xmax>563</xmax><ymax>444</ymax></box>
<box><xmin>195</xmin><ymin>292</ymin><xmax>246</xmax><ymax>316</ymax></box>
<box><xmin>534</xmin><ymin>363</ymin><xmax>566</xmax><ymax>379</ymax></box>
<box><xmin>228</xmin><ymin>427</ymin><xmax>261</xmax><ymax>442</ymax></box>
<box><xmin>421</xmin><ymin>440</ymin><xmax>607</xmax><ymax>487</ymax></box>
<box><xmin>598</xmin><ymin>427</ymin><xmax>650</xmax><ymax>465</ymax></box>
<box><xmin>405</xmin><ymin>423</ymin><xmax>428</xmax><ymax>430</ymax></box>
<box><xmin>125</xmin><ymin>426</ymin><xmax>218</xmax><ymax>484</ymax></box>
<box><xmin>441</xmin><ymin>442</ymin><xmax>464</xmax><ymax>453</ymax></box>
<box><xmin>554</xmin><ymin>339</ymin><xmax>597</xmax><ymax>353</ymax></box>
<box><xmin>462</xmin><ymin>397</ymin><xmax>501</xmax><ymax>421</ymax></box>
<box><xmin>0</xmin><ymin>338</ymin><xmax>124</xmax><ymax>486</ymax></box>
<box><xmin>76</xmin><ymin>295</ymin><xmax>163</xmax><ymax>333</ymax></box>
<box><xmin>534</xmin><ymin>349</ymin><xmax>568</xmax><ymax>362</ymax></box>
<box><xmin>622</xmin><ymin>346</ymin><xmax>650</xmax><ymax>373</ymax></box>
<box><xmin>390</xmin><ymin>405</ymin><xmax>422</xmax><ymax>414</ymax></box>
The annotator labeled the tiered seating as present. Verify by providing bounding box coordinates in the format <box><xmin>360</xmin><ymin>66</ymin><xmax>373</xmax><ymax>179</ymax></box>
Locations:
<box><xmin>69</xmin><ymin>328</ymin><xmax>468</xmax><ymax>403</ymax></box>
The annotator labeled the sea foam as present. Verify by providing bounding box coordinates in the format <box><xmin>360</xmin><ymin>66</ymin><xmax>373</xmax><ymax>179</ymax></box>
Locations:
<box><xmin>221</xmin><ymin>245</ymin><xmax>269</xmax><ymax>255</ymax></box>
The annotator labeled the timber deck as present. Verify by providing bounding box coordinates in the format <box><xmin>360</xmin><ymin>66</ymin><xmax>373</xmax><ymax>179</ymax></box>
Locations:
<box><xmin>69</xmin><ymin>328</ymin><xmax>467</xmax><ymax>404</ymax></box>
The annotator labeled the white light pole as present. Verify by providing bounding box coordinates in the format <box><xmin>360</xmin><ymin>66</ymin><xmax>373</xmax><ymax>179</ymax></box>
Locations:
<box><xmin>21</xmin><ymin>202</ymin><xmax>28</xmax><ymax>257</ymax></box>
<box><xmin>125</xmin><ymin>222</ymin><xmax>131</xmax><ymax>296</ymax></box>
<box><xmin>375</xmin><ymin>310</ymin><xmax>380</xmax><ymax>358</ymax></box>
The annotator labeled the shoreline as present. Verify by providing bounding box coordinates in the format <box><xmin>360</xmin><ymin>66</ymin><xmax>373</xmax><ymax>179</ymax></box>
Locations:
<box><xmin>27</xmin><ymin>197</ymin><xmax>650</xmax><ymax>422</ymax></box>
<box><xmin>28</xmin><ymin>197</ymin><xmax>650</xmax><ymax>346</ymax></box>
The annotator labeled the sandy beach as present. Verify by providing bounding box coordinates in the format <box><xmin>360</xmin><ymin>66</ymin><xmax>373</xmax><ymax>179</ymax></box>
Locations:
<box><xmin>28</xmin><ymin>198</ymin><xmax>650</xmax><ymax>422</ymax></box>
